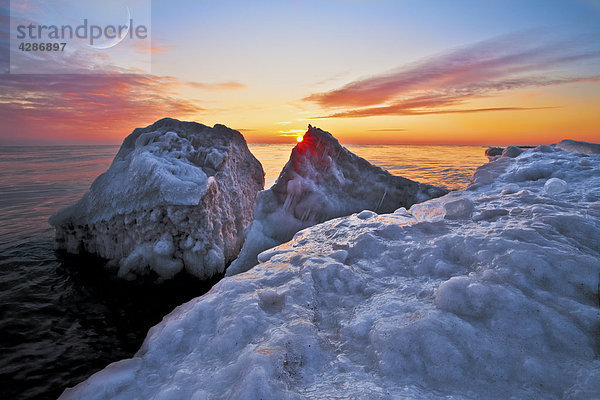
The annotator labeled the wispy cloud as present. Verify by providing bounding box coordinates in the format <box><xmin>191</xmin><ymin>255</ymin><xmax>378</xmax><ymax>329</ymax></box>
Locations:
<box><xmin>279</xmin><ymin>129</ymin><xmax>305</xmax><ymax>134</ymax></box>
<box><xmin>316</xmin><ymin>104</ymin><xmax>557</xmax><ymax>119</ymax></box>
<box><xmin>313</xmin><ymin>71</ymin><xmax>351</xmax><ymax>86</ymax></box>
<box><xmin>187</xmin><ymin>81</ymin><xmax>248</xmax><ymax>91</ymax></box>
<box><xmin>0</xmin><ymin>73</ymin><xmax>203</xmax><ymax>143</ymax></box>
<box><xmin>278</xmin><ymin>129</ymin><xmax>305</xmax><ymax>139</ymax></box>
<box><xmin>11</xmin><ymin>0</ymin><xmax>41</xmax><ymax>12</ymax></box>
<box><xmin>131</xmin><ymin>41</ymin><xmax>175</xmax><ymax>55</ymax></box>
<box><xmin>305</xmin><ymin>31</ymin><xmax>600</xmax><ymax>118</ymax></box>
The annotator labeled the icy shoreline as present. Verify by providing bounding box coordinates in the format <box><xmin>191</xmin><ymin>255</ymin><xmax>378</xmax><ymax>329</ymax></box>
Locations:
<box><xmin>60</xmin><ymin>142</ymin><xmax>600</xmax><ymax>400</ymax></box>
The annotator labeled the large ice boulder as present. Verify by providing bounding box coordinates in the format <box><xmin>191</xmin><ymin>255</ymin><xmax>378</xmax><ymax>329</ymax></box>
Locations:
<box><xmin>59</xmin><ymin>143</ymin><xmax>600</xmax><ymax>399</ymax></box>
<box><xmin>49</xmin><ymin>118</ymin><xmax>264</xmax><ymax>280</ymax></box>
<box><xmin>226</xmin><ymin>125</ymin><xmax>447</xmax><ymax>276</ymax></box>
<box><xmin>556</xmin><ymin>139</ymin><xmax>600</xmax><ymax>154</ymax></box>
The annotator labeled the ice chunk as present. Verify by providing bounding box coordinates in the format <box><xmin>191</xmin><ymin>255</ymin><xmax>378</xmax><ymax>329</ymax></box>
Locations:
<box><xmin>556</xmin><ymin>139</ymin><xmax>600</xmax><ymax>154</ymax></box>
<box><xmin>409</xmin><ymin>192</ymin><xmax>474</xmax><ymax>222</ymax></box>
<box><xmin>226</xmin><ymin>125</ymin><xmax>447</xmax><ymax>276</ymax></box>
<box><xmin>501</xmin><ymin>183</ymin><xmax>520</xmax><ymax>195</ymax></box>
<box><xmin>485</xmin><ymin>146</ymin><xmax>503</xmax><ymax>161</ymax></box>
<box><xmin>502</xmin><ymin>146</ymin><xmax>524</xmax><ymax>158</ymax></box>
<box><xmin>485</xmin><ymin>147</ymin><xmax>503</xmax><ymax>157</ymax></box>
<box><xmin>357</xmin><ymin>210</ymin><xmax>377</xmax><ymax>220</ymax></box>
<box><xmin>49</xmin><ymin>118</ymin><xmax>264</xmax><ymax>280</ymax></box>
<box><xmin>60</xmin><ymin>141</ymin><xmax>600</xmax><ymax>400</ymax></box>
<box><xmin>544</xmin><ymin>177</ymin><xmax>568</xmax><ymax>195</ymax></box>
<box><xmin>443</xmin><ymin>197</ymin><xmax>474</xmax><ymax>219</ymax></box>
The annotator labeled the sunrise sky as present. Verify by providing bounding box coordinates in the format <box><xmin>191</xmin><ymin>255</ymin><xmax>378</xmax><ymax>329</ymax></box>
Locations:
<box><xmin>1</xmin><ymin>0</ymin><xmax>599</xmax><ymax>145</ymax></box>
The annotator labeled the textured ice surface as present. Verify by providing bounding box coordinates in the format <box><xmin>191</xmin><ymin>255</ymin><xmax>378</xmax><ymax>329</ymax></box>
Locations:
<box><xmin>60</xmin><ymin>143</ymin><xmax>600</xmax><ymax>399</ymax></box>
<box><xmin>49</xmin><ymin>118</ymin><xmax>264</xmax><ymax>280</ymax></box>
<box><xmin>226</xmin><ymin>125</ymin><xmax>447</xmax><ymax>276</ymax></box>
<box><xmin>556</xmin><ymin>139</ymin><xmax>600</xmax><ymax>154</ymax></box>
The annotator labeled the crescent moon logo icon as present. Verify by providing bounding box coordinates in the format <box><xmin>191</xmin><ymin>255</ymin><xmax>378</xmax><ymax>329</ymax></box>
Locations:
<box><xmin>88</xmin><ymin>6</ymin><xmax>131</xmax><ymax>50</ymax></box>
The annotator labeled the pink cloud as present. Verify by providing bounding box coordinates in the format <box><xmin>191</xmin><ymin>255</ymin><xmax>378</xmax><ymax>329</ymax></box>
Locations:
<box><xmin>0</xmin><ymin>73</ymin><xmax>204</xmax><ymax>143</ymax></box>
<box><xmin>305</xmin><ymin>31</ymin><xmax>600</xmax><ymax>118</ymax></box>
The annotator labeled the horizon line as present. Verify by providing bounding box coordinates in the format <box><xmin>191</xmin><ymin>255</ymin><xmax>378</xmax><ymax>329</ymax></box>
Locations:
<box><xmin>0</xmin><ymin>141</ymin><xmax>567</xmax><ymax>147</ymax></box>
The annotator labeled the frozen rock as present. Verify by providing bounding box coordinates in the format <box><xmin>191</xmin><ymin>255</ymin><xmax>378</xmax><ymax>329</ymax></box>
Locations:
<box><xmin>49</xmin><ymin>118</ymin><xmax>264</xmax><ymax>280</ymax></box>
<box><xmin>485</xmin><ymin>147</ymin><xmax>504</xmax><ymax>157</ymax></box>
<box><xmin>502</xmin><ymin>146</ymin><xmax>524</xmax><ymax>158</ymax></box>
<box><xmin>485</xmin><ymin>146</ymin><xmax>503</xmax><ymax>161</ymax></box>
<box><xmin>59</xmin><ymin>142</ymin><xmax>600</xmax><ymax>400</ymax></box>
<box><xmin>535</xmin><ymin>144</ymin><xmax>555</xmax><ymax>153</ymax></box>
<box><xmin>556</xmin><ymin>139</ymin><xmax>600</xmax><ymax>154</ymax></box>
<box><xmin>226</xmin><ymin>125</ymin><xmax>447</xmax><ymax>276</ymax></box>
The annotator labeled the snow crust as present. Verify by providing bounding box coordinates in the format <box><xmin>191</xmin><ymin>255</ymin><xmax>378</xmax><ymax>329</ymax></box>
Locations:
<box><xmin>60</xmin><ymin>143</ymin><xmax>600</xmax><ymax>399</ymax></box>
<box><xmin>49</xmin><ymin>118</ymin><xmax>264</xmax><ymax>280</ymax></box>
<box><xmin>226</xmin><ymin>125</ymin><xmax>447</xmax><ymax>276</ymax></box>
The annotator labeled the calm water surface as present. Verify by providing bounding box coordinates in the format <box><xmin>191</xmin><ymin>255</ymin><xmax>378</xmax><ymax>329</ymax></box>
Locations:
<box><xmin>0</xmin><ymin>144</ymin><xmax>486</xmax><ymax>399</ymax></box>
<box><xmin>250</xmin><ymin>143</ymin><xmax>487</xmax><ymax>189</ymax></box>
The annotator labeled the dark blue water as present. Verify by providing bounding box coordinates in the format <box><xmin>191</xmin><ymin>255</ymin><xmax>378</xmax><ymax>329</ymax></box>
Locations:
<box><xmin>0</xmin><ymin>146</ymin><xmax>221</xmax><ymax>400</ymax></box>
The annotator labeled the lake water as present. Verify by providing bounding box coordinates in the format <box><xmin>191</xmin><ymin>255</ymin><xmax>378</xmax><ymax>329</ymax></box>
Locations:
<box><xmin>0</xmin><ymin>143</ymin><xmax>486</xmax><ymax>399</ymax></box>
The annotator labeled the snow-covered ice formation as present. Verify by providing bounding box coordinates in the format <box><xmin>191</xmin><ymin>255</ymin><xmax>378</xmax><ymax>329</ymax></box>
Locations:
<box><xmin>226</xmin><ymin>125</ymin><xmax>447</xmax><ymax>276</ymax></box>
<box><xmin>59</xmin><ymin>142</ymin><xmax>600</xmax><ymax>399</ymax></box>
<box><xmin>557</xmin><ymin>139</ymin><xmax>600</xmax><ymax>154</ymax></box>
<box><xmin>49</xmin><ymin>118</ymin><xmax>264</xmax><ymax>280</ymax></box>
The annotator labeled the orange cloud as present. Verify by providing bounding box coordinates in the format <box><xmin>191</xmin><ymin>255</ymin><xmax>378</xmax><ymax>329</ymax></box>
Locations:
<box><xmin>131</xmin><ymin>41</ymin><xmax>175</xmax><ymax>55</ymax></box>
<box><xmin>187</xmin><ymin>81</ymin><xmax>249</xmax><ymax>91</ymax></box>
<box><xmin>305</xmin><ymin>31</ymin><xmax>600</xmax><ymax>119</ymax></box>
<box><xmin>314</xmin><ymin>105</ymin><xmax>558</xmax><ymax>119</ymax></box>
<box><xmin>0</xmin><ymin>73</ymin><xmax>203</xmax><ymax>144</ymax></box>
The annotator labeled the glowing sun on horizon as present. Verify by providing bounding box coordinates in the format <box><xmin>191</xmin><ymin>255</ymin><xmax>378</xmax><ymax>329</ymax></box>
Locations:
<box><xmin>279</xmin><ymin>129</ymin><xmax>306</xmax><ymax>143</ymax></box>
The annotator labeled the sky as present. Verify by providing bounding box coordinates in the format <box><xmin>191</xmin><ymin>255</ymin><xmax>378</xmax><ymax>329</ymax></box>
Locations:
<box><xmin>0</xmin><ymin>0</ymin><xmax>599</xmax><ymax>145</ymax></box>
